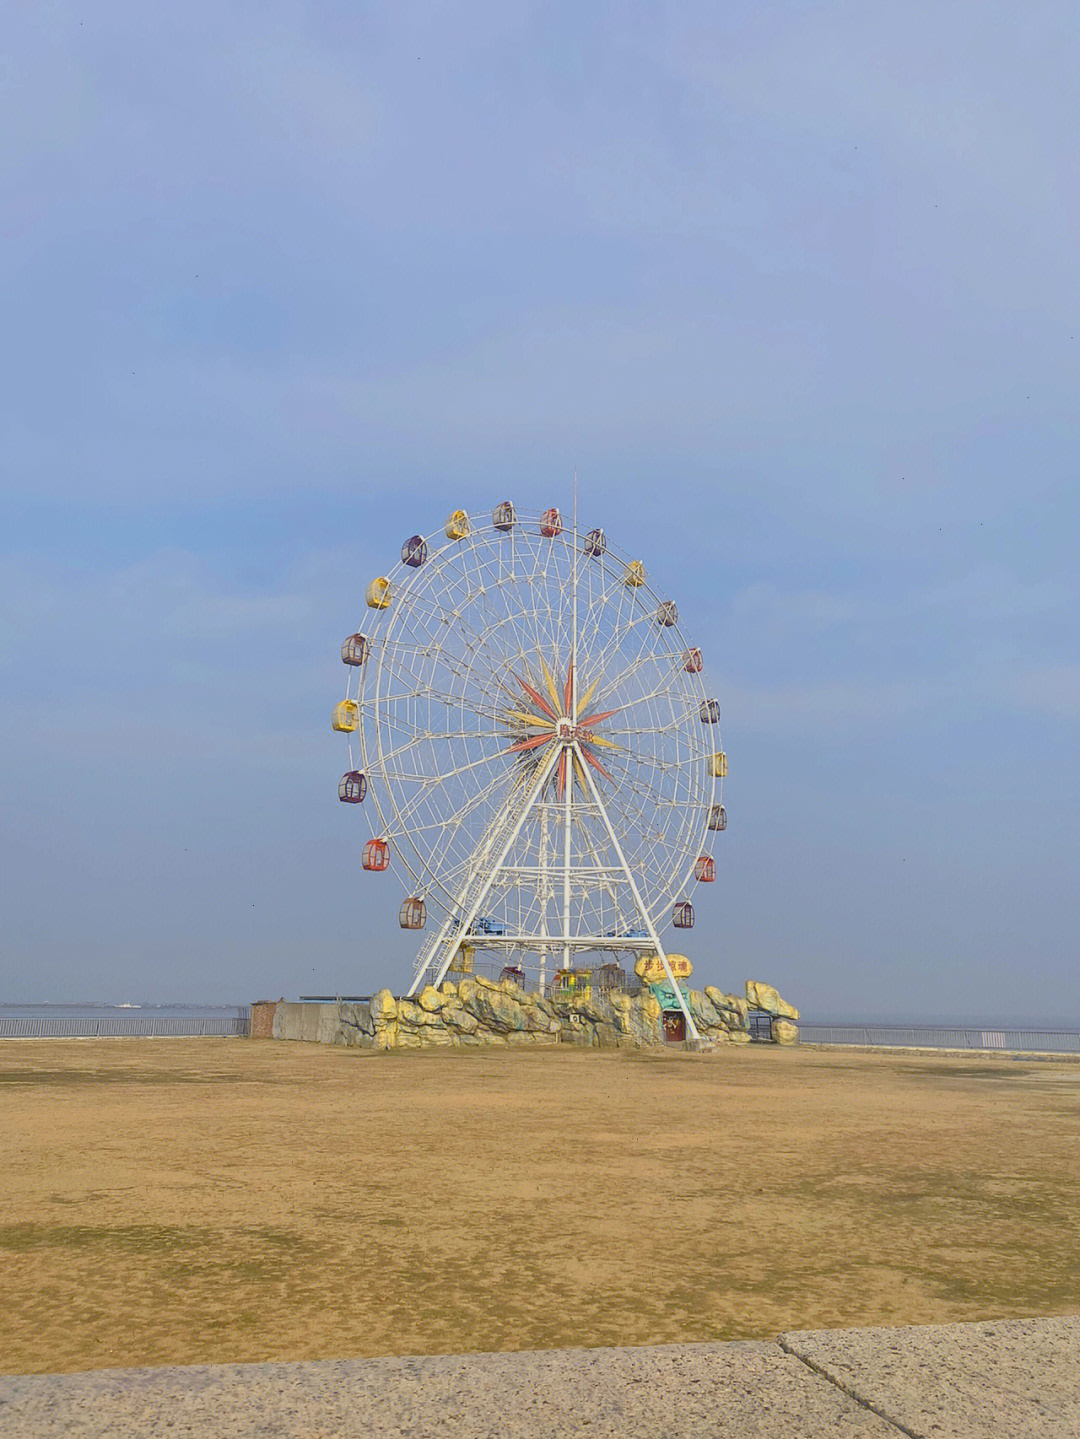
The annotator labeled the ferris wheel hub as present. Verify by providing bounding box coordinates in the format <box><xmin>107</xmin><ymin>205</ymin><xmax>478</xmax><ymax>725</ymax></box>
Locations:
<box><xmin>555</xmin><ymin>718</ymin><xmax>575</xmax><ymax>741</ymax></box>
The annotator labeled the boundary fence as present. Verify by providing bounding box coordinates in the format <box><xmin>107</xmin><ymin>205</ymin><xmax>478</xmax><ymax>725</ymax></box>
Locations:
<box><xmin>799</xmin><ymin>1024</ymin><xmax>1080</xmax><ymax>1054</ymax></box>
<box><xmin>0</xmin><ymin>1012</ymin><xmax>251</xmax><ymax>1039</ymax></box>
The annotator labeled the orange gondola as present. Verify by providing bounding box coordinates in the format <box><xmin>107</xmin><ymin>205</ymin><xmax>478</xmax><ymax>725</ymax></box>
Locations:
<box><xmin>341</xmin><ymin>633</ymin><xmax>369</xmax><ymax>666</ymax></box>
<box><xmin>694</xmin><ymin>855</ymin><xmax>716</xmax><ymax>883</ymax></box>
<box><xmin>399</xmin><ymin>896</ymin><xmax>426</xmax><ymax>929</ymax></box>
<box><xmin>540</xmin><ymin>507</ymin><xmax>563</xmax><ymax>538</ymax></box>
<box><xmin>362</xmin><ymin>838</ymin><xmax>390</xmax><ymax>872</ymax></box>
<box><xmin>338</xmin><ymin>771</ymin><xmax>367</xmax><ymax>803</ymax></box>
<box><xmin>683</xmin><ymin>648</ymin><xmax>703</xmax><ymax>673</ymax></box>
<box><xmin>400</xmin><ymin>535</ymin><xmax>428</xmax><ymax>568</ymax></box>
<box><xmin>673</xmin><ymin>900</ymin><xmax>695</xmax><ymax>929</ymax></box>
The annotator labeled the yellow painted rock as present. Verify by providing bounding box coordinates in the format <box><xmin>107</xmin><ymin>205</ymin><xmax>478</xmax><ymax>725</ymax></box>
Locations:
<box><xmin>745</xmin><ymin>980</ymin><xmax>800</xmax><ymax>1021</ymax></box>
<box><xmin>771</xmin><ymin>1017</ymin><xmax>799</xmax><ymax>1044</ymax></box>
<box><xmin>728</xmin><ymin>1030</ymin><xmax>751</xmax><ymax>1044</ymax></box>
<box><xmin>417</xmin><ymin>986</ymin><xmax>446</xmax><ymax>1013</ymax></box>
<box><xmin>441</xmin><ymin>1003</ymin><xmax>479</xmax><ymax>1034</ymax></box>
<box><xmin>440</xmin><ymin>981</ymin><xmax>457</xmax><ymax>999</ymax></box>
<box><xmin>369</xmin><ymin>988</ymin><xmax>397</xmax><ymax>1026</ymax></box>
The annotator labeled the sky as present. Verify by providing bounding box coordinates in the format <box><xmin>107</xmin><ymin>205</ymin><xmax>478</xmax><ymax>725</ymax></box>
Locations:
<box><xmin>2</xmin><ymin>2</ymin><xmax>1078</xmax><ymax>1022</ymax></box>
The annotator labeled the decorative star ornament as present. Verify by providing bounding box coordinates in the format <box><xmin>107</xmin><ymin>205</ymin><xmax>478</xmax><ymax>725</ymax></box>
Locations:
<box><xmin>501</xmin><ymin>657</ymin><xmax>618</xmax><ymax>798</ymax></box>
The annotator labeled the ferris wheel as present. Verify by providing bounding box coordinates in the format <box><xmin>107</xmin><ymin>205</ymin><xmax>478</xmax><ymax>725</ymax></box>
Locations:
<box><xmin>332</xmin><ymin>501</ymin><xmax>727</xmax><ymax>1041</ymax></box>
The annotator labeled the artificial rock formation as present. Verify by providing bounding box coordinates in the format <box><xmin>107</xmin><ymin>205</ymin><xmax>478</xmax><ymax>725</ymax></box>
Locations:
<box><xmin>270</xmin><ymin>976</ymin><xmax>799</xmax><ymax>1050</ymax></box>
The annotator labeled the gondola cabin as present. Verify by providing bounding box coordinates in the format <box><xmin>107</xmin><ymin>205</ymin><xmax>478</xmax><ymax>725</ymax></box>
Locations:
<box><xmin>366</xmin><ymin>577</ymin><xmax>392</xmax><ymax>609</ymax></box>
<box><xmin>584</xmin><ymin>528</ymin><xmax>606</xmax><ymax>557</ymax></box>
<box><xmin>499</xmin><ymin>963</ymin><xmax>526</xmax><ymax>988</ymax></box>
<box><xmin>400</xmin><ymin>535</ymin><xmax>427</xmax><ymax>568</ymax></box>
<box><xmin>699</xmin><ymin>698</ymin><xmax>720</xmax><ymax>724</ymax></box>
<box><xmin>623</xmin><ymin>560</ymin><xmax>646</xmax><ymax>587</ymax></box>
<box><xmin>398</xmin><ymin>896</ymin><xmax>426</xmax><ymax>929</ymax></box>
<box><xmin>707</xmin><ymin>804</ymin><xmax>727</xmax><ymax>831</ymax></box>
<box><xmin>448</xmin><ymin>944</ymin><xmax>475</xmax><ymax>976</ymax></box>
<box><xmin>362</xmin><ymin>838</ymin><xmax>390</xmax><ymax>872</ymax></box>
<box><xmin>332</xmin><ymin>700</ymin><xmax>359</xmax><ymax>732</ymax></box>
<box><xmin>656</xmin><ymin>601</ymin><xmax>678</xmax><ymax>627</ymax></box>
<box><xmin>673</xmin><ymin>900</ymin><xmax>695</xmax><ymax>929</ymax></box>
<box><xmin>341</xmin><ymin>633</ymin><xmax>370</xmax><ymax>666</ymax></box>
<box><xmin>445</xmin><ymin>509</ymin><xmax>471</xmax><ymax>540</ymax></box>
<box><xmin>708</xmin><ymin>751</ymin><xmax>728</xmax><ymax>778</ymax></box>
<box><xmin>694</xmin><ymin>854</ymin><xmax>716</xmax><ymax>883</ymax></box>
<box><xmin>539</xmin><ymin>507</ymin><xmax>562</xmax><ymax>538</ymax></box>
<box><xmin>338</xmin><ymin>770</ymin><xmax>367</xmax><ymax>803</ymax></box>
<box><xmin>492</xmin><ymin>500</ymin><xmax>516</xmax><ymax>531</ymax></box>
<box><xmin>682</xmin><ymin>648</ymin><xmax>703</xmax><ymax>672</ymax></box>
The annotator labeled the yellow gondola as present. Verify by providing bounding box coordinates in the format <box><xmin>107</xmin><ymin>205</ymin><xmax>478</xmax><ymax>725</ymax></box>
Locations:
<box><xmin>445</xmin><ymin>509</ymin><xmax>471</xmax><ymax>540</ymax></box>
<box><xmin>708</xmin><ymin>751</ymin><xmax>727</xmax><ymax>778</ymax></box>
<box><xmin>623</xmin><ymin>560</ymin><xmax>646</xmax><ymax>586</ymax></box>
<box><xmin>365</xmin><ymin>577</ymin><xmax>392</xmax><ymax>609</ymax></box>
<box><xmin>332</xmin><ymin>699</ymin><xmax>359</xmax><ymax>732</ymax></box>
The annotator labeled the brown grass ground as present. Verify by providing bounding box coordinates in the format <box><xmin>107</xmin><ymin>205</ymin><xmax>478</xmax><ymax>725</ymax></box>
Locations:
<box><xmin>2</xmin><ymin>1037</ymin><xmax>1079</xmax><ymax>1374</ymax></box>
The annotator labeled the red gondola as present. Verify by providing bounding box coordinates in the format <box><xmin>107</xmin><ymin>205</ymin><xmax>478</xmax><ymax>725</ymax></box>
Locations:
<box><xmin>540</xmin><ymin>507</ymin><xmax>563</xmax><ymax>538</ymax></box>
<box><xmin>694</xmin><ymin>855</ymin><xmax>716</xmax><ymax>883</ymax></box>
<box><xmin>341</xmin><ymin>633</ymin><xmax>369</xmax><ymax>666</ymax></box>
<box><xmin>673</xmin><ymin>900</ymin><xmax>695</xmax><ymax>929</ymax></box>
<box><xmin>683</xmin><ymin>648</ymin><xmax>703</xmax><ymax>673</ymax></box>
<box><xmin>707</xmin><ymin>804</ymin><xmax>727</xmax><ymax>832</ymax></box>
<box><xmin>699</xmin><ymin>698</ymin><xmax>720</xmax><ymax>723</ymax></box>
<box><xmin>656</xmin><ymin>601</ymin><xmax>678</xmax><ymax>627</ymax></box>
<box><xmin>362</xmin><ymin>838</ymin><xmax>390</xmax><ymax>872</ymax></box>
<box><xmin>584</xmin><ymin>528</ymin><xmax>606</xmax><ymax>557</ymax></box>
<box><xmin>499</xmin><ymin>963</ymin><xmax>525</xmax><ymax>987</ymax></box>
<box><xmin>399</xmin><ymin>896</ymin><xmax>426</xmax><ymax>929</ymax></box>
<box><xmin>493</xmin><ymin>500</ymin><xmax>516</xmax><ymax>531</ymax></box>
<box><xmin>400</xmin><ymin>535</ymin><xmax>428</xmax><ymax>568</ymax></box>
<box><xmin>338</xmin><ymin>771</ymin><xmax>367</xmax><ymax>804</ymax></box>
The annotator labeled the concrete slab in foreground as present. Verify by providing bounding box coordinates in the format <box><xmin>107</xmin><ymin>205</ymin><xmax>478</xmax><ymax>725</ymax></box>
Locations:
<box><xmin>1</xmin><ymin>1316</ymin><xmax>1076</xmax><ymax>1439</ymax></box>
<box><xmin>781</xmin><ymin>1314</ymin><xmax>1080</xmax><ymax>1438</ymax></box>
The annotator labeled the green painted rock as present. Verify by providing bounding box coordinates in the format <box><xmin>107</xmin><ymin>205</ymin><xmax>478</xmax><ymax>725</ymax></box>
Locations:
<box><xmin>464</xmin><ymin>984</ymin><xmax>528</xmax><ymax>1033</ymax></box>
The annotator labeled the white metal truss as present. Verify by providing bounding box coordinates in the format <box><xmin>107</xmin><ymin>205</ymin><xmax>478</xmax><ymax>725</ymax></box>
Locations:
<box><xmin>335</xmin><ymin>502</ymin><xmax>724</xmax><ymax>1039</ymax></box>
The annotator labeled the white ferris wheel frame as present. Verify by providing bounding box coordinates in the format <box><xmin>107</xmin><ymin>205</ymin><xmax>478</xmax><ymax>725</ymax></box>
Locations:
<box><xmin>337</xmin><ymin>501</ymin><xmax>725</xmax><ymax>1043</ymax></box>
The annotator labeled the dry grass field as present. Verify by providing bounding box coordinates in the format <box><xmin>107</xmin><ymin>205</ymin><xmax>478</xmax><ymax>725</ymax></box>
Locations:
<box><xmin>2</xmin><ymin>1037</ymin><xmax>1079</xmax><ymax>1375</ymax></box>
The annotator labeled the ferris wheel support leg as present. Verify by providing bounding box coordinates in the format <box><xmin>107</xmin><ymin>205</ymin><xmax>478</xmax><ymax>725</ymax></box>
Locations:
<box><xmin>406</xmin><ymin>911</ymin><xmax>457</xmax><ymax>998</ymax></box>
<box><xmin>429</xmin><ymin>743</ymin><xmax>564</xmax><ymax>993</ymax></box>
<box><xmin>572</xmin><ymin>743</ymin><xmax>702</xmax><ymax>1045</ymax></box>
<box><xmin>561</xmin><ymin>751</ymin><xmax>573</xmax><ymax>972</ymax></box>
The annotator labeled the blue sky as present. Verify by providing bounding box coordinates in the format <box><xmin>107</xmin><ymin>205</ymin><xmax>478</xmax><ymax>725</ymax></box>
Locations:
<box><xmin>2</xmin><ymin>2</ymin><xmax>1078</xmax><ymax>1020</ymax></box>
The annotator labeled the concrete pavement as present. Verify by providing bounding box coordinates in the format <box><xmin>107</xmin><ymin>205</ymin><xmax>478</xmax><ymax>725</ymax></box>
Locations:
<box><xmin>1</xmin><ymin>1316</ymin><xmax>1076</xmax><ymax>1438</ymax></box>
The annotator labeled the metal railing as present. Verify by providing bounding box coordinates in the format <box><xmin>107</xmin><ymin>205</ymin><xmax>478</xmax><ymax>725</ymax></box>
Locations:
<box><xmin>798</xmin><ymin>1023</ymin><xmax>1080</xmax><ymax>1054</ymax></box>
<box><xmin>0</xmin><ymin>1013</ymin><xmax>251</xmax><ymax>1039</ymax></box>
